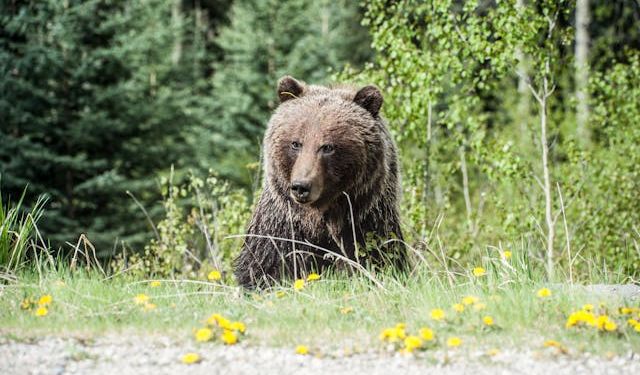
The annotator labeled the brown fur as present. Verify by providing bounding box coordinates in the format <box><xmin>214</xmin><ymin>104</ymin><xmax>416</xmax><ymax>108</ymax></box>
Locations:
<box><xmin>234</xmin><ymin>76</ymin><xmax>406</xmax><ymax>288</ymax></box>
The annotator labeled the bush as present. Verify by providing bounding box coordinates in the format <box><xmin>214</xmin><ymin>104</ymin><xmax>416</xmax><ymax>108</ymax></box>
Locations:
<box><xmin>111</xmin><ymin>172</ymin><xmax>251</xmax><ymax>279</ymax></box>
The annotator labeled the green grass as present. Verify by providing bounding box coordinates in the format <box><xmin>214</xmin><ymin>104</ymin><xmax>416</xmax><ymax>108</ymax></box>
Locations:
<box><xmin>1</xmin><ymin>265</ymin><xmax>639</xmax><ymax>357</ymax></box>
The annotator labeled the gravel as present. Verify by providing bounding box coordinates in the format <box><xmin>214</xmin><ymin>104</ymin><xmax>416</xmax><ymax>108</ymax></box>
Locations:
<box><xmin>2</xmin><ymin>335</ymin><xmax>639</xmax><ymax>375</ymax></box>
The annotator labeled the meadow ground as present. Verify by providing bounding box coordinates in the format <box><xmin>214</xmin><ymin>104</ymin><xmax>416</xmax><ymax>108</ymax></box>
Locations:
<box><xmin>1</xmin><ymin>266</ymin><xmax>639</xmax><ymax>374</ymax></box>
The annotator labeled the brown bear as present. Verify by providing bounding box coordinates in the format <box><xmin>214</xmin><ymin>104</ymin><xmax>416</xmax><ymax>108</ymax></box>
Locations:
<box><xmin>234</xmin><ymin>76</ymin><xmax>406</xmax><ymax>288</ymax></box>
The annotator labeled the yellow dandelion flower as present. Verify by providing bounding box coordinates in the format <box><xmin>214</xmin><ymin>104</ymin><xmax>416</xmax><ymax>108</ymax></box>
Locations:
<box><xmin>306</xmin><ymin>273</ymin><xmax>321</xmax><ymax>281</ymax></box>
<box><xmin>293</xmin><ymin>279</ymin><xmax>305</xmax><ymax>291</ymax></box>
<box><xmin>218</xmin><ymin>318</ymin><xmax>232</xmax><ymax>330</ymax></box>
<box><xmin>418</xmin><ymin>327</ymin><xmax>434</xmax><ymax>341</ymax></box>
<box><xmin>604</xmin><ymin>320</ymin><xmax>617</xmax><ymax>332</ymax></box>
<box><xmin>221</xmin><ymin>330</ymin><xmax>238</xmax><ymax>345</ymax></box>
<box><xmin>473</xmin><ymin>303</ymin><xmax>487</xmax><ymax>311</ymax></box>
<box><xmin>472</xmin><ymin>267</ymin><xmax>486</xmax><ymax>277</ymax></box>
<box><xmin>620</xmin><ymin>307</ymin><xmax>639</xmax><ymax>315</ymax></box>
<box><xmin>149</xmin><ymin>280</ymin><xmax>161</xmax><ymax>288</ymax></box>
<box><xmin>207</xmin><ymin>270</ymin><xmax>222</xmax><ymax>281</ymax></box>
<box><xmin>38</xmin><ymin>295</ymin><xmax>53</xmax><ymax>306</ymax></box>
<box><xmin>379</xmin><ymin>326</ymin><xmax>405</xmax><ymax>342</ymax></box>
<box><xmin>35</xmin><ymin>306</ymin><xmax>48</xmax><ymax>317</ymax></box>
<box><xmin>483</xmin><ymin>316</ymin><xmax>494</xmax><ymax>326</ymax></box>
<box><xmin>543</xmin><ymin>340</ymin><xmax>561</xmax><ymax>348</ymax></box>
<box><xmin>635</xmin><ymin>324</ymin><xmax>640</xmax><ymax>333</ymax></box>
<box><xmin>295</xmin><ymin>345</ymin><xmax>309</xmax><ymax>355</ymax></box>
<box><xmin>536</xmin><ymin>288</ymin><xmax>552</xmax><ymax>298</ymax></box>
<box><xmin>582</xmin><ymin>304</ymin><xmax>594</xmax><ymax>311</ymax></box>
<box><xmin>229</xmin><ymin>321</ymin><xmax>246</xmax><ymax>333</ymax></box>
<box><xmin>195</xmin><ymin>327</ymin><xmax>213</xmax><ymax>342</ymax></box>
<box><xmin>453</xmin><ymin>303</ymin><xmax>465</xmax><ymax>313</ymax></box>
<box><xmin>627</xmin><ymin>319</ymin><xmax>639</xmax><ymax>327</ymax></box>
<box><xmin>503</xmin><ymin>251</ymin><xmax>512</xmax><ymax>260</ymax></box>
<box><xmin>181</xmin><ymin>352</ymin><xmax>201</xmax><ymax>364</ymax></box>
<box><xmin>430</xmin><ymin>308</ymin><xmax>445</xmax><ymax>321</ymax></box>
<box><xmin>143</xmin><ymin>302</ymin><xmax>157</xmax><ymax>311</ymax></box>
<box><xmin>206</xmin><ymin>313</ymin><xmax>222</xmax><ymax>326</ymax></box>
<box><xmin>403</xmin><ymin>336</ymin><xmax>422</xmax><ymax>352</ymax></box>
<box><xmin>487</xmin><ymin>348</ymin><xmax>500</xmax><ymax>356</ymax></box>
<box><xmin>461</xmin><ymin>296</ymin><xmax>479</xmax><ymax>305</ymax></box>
<box><xmin>566</xmin><ymin>310</ymin><xmax>596</xmax><ymax>328</ymax></box>
<box><xmin>340</xmin><ymin>306</ymin><xmax>354</xmax><ymax>315</ymax></box>
<box><xmin>133</xmin><ymin>293</ymin><xmax>150</xmax><ymax>305</ymax></box>
<box><xmin>446</xmin><ymin>337</ymin><xmax>462</xmax><ymax>348</ymax></box>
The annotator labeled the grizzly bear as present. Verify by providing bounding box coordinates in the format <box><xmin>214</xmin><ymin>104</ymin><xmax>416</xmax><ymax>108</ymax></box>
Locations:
<box><xmin>234</xmin><ymin>76</ymin><xmax>406</xmax><ymax>288</ymax></box>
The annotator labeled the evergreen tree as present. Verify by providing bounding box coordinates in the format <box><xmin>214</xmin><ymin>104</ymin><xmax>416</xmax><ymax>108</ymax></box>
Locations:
<box><xmin>0</xmin><ymin>0</ymin><xmax>217</xmax><ymax>256</ymax></box>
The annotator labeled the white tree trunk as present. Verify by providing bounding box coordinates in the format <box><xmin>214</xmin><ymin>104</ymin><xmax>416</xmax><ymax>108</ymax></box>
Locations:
<box><xmin>575</xmin><ymin>0</ymin><xmax>590</xmax><ymax>145</ymax></box>
<box><xmin>516</xmin><ymin>0</ymin><xmax>530</xmax><ymax>140</ymax></box>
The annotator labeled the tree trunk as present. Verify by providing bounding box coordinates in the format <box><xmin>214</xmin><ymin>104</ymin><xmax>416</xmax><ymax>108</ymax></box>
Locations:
<box><xmin>459</xmin><ymin>142</ymin><xmax>473</xmax><ymax>233</ymax></box>
<box><xmin>516</xmin><ymin>0</ymin><xmax>530</xmax><ymax>142</ymax></box>
<box><xmin>539</xmin><ymin>77</ymin><xmax>555</xmax><ymax>279</ymax></box>
<box><xmin>575</xmin><ymin>0</ymin><xmax>590</xmax><ymax>145</ymax></box>
<box><xmin>171</xmin><ymin>0</ymin><xmax>182</xmax><ymax>66</ymax></box>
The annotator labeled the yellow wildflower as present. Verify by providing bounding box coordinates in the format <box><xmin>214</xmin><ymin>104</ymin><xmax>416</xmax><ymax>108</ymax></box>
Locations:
<box><xmin>35</xmin><ymin>306</ymin><xmax>48</xmax><ymax>317</ymax></box>
<box><xmin>604</xmin><ymin>320</ymin><xmax>617</xmax><ymax>332</ymax></box>
<box><xmin>453</xmin><ymin>303</ymin><xmax>465</xmax><ymax>313</ymax></box>
<box><xmin>635</xmin><ymin>324</ymin><xmax>640</xmax><ymax>333</ymax></box>
<box><xmin>536</xmin><ymin>288</ymin><xmax>552</xmax><ymax>298</ymax></box>
<box><xmin>543</xmin><ymin>340</ymin><xmax>561</xmax><ymax>348</ymax></box>
<box><xmin>149</xmin><ymin>280</ymin><xmax>161</xmax><ymax>288</ymax></box>
<box><xmin>293</xmin><ymin>279</ymin><xmax>305</xmax><ymax>291</ymax></box>
<box><xmin>295</xmin><ymin>345</ymin><xmax>309</xmax><ymax>355</ymax></box>
<box><xmin>206</xmin><ymin>313</ymin><xmax>231</xmax><ymax>329</ymax></box>
<box><xmin>221</xmin><ymin>330</ymin><xmax>238</xmax><ymax>345</ymax></box>
<box><xmin>582</xmin><ymin>304</ymin><xmax>594</xmax><ymax>311</ymax></box>
<box><xmin>503</xmin><ymin>251</ymin><xmax>512</xmax><ymax>260</ymax></box>
<box><xmin>340</xmin><ymin>306</ymin><xmax>354</xmax><ymax>315</ymax></box>
<box><xmin>487</xmin><ymin>348</ymin><xmax>500</xmax><ymax>356</ymax></box>
<box><xmin>181</xmin><ymin>353</ymin><xmax>201</xmax><ymax>364</ymax></box>
<box><xmin>483</xmin><ymin>316</ymin><xmax>494</xmax><ymax>326</ymax></box>
<box><xmin>275</xmin><ymin>291</ymin><xmax>286</xmax><ymax>298</ymax></box>
<box><xmin>430</xmin><ymin>308</ymin><xmax>445</xmax><ymax>321</ymax></box>
<box><xmin>306</xmin><ymin>273</ymin><xmax>321</xmax><ymax>281</ymax></box>
<box><xmin>379</xmin><ymin>325</ymin><xmax>406</xmax><ymax>342</ymax></box>
<box><xmin>472</xmin><ymin>267</ymin><xmax>486</xmax><ymax>277</ymax></box>
<box><xmin>195</xmin><ymin>327</ymin><xmax>213</xmax><ymax>342</ymax></box>
<box><xmin>133</xmin><ymin>294</ymin><xmax>150</xmax><ymax>305</ymax></box>
<box><xmin>627</xmin><ymin>319</ymin><xmax>639</xmax><ymax>327</ymax></box>
<box><xmin>38</xmin><ymin>295</ymin><xmax>53</xmax><ymax>306</ymax></box>
<box><xmin>418</xmin><ymin>327</ymin><xmax>434</xmax><ymax>341</ymax></box>
<box><xmin>461</xmin><ymin>296</ymin><xmax>479</xmax><ymax>305</ymax></box>
<box><xmin>207</xmin><ymin>270</ymin><xmax>222</xmax><ymax>281</ymax></box>
<box><xmin>403</xmin><ymin>336</ymin><xmax>423</xmax><ymax>352</ymax></box>
<box><xmin>228</xmin><ymin>321</ymin><xmax>246</xmax><ymax>333</ymax></box>
<box><xmin>447</xmin><ymin>337</ymin><xmax>462</xmax><ymax>348</ymax></box>
<box><xmin>566</xmin><ymin>310</ymin><xmax>596</xmax><ymax>328</ymax></box>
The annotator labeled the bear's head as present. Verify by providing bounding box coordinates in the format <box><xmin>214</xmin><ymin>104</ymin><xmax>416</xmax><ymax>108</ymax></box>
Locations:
<box><xmin>264</xmin><ymin>76</ymin><xmax>385</xmax><ymax>210</ymax></box>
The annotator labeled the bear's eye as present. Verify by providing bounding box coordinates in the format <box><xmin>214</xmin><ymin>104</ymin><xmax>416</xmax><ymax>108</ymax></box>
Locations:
<box><xmin>320</xmin><ymin>144</ymin><xmax>335</xmax><ymax>154</ymax></box>
<box><xmin>291</xmin><ymin>141</ymin><xmax>302</xmax><ymax>150</ymax></box>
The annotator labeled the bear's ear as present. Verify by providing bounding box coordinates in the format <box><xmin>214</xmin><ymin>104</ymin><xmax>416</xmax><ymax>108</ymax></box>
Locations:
<box><xmin>277</xmin><ymin>76</ymin><xmax>305</xmax><ymax>103</ymax></box>
<box><xmin>353</xmin><ymin>85</ymin><xmax>383</xmax><ymax>117</ymax></box>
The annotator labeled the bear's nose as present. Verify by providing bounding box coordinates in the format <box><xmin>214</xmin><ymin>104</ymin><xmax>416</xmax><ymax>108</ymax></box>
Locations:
<box><xmin>291</xmin><ymin>180</ymin><xmax>311</xmax><ymax>200</ymax></box>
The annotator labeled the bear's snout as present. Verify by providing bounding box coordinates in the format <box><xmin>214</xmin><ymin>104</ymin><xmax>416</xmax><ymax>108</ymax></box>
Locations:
<box><xmin>290</xmin><ymin>180</ymin><xmax>312</xmax><ymax>203</ymax></box>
